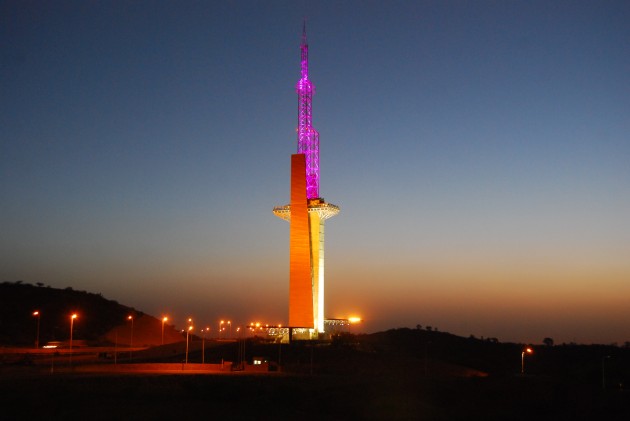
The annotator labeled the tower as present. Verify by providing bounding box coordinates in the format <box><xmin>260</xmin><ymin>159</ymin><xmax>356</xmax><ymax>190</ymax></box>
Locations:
<box><xmin>273</xmin><ymin>23</ymin><xmax>339</xmax><ymax>339</ymax></box>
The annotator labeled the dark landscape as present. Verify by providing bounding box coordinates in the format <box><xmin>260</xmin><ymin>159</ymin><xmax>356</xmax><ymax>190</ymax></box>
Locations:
<box><xmin>1</xmin><ymin>282</ymin><xmax>629</xmax><ymax>419</ymax></box>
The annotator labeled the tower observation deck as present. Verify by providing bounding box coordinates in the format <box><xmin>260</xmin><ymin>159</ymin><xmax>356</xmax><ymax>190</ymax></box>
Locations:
<box><xmin>273</xmin><ymin>22</ymin><xmax>339</xmax><ymax>339</ymax></box>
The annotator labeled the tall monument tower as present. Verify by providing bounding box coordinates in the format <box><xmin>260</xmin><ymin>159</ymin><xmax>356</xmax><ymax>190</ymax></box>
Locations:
<box><xmin>274</xmin><ymin>23</ymin><xmax>339</xmax><ymax>339</ymax></box>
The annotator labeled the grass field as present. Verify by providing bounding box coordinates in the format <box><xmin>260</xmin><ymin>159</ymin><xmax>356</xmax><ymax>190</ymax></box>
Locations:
<box><xmin>2</xmin><ymin>366</ymin><xmax>629</xmax><ymax>420</ymax></box>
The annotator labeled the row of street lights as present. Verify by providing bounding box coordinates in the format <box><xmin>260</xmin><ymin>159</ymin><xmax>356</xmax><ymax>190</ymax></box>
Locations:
<box><xmin>24</xmin><ymin>312</ymin><xmax>615</xmax><ymax>382</ymax></box>
<box><xmin>32</xmin><ymin>311</ymin><xmax>133</xmax><ymax>352</ymax></box>
<box><xmin>31</xmin><ymin>310</ymin><xmax>276</xmax><ymax>369</ymax></box>
<box><xmin>32</xmin><ymin>310</ymin><xmax>233</xmax><ymax>348</ymax></box>
<box><xmin>30</xmin><ymin>311</ymin><xmax>339</xmax><ymax>369</ymax></box>
<box><xmin>32</xmin><ymin>310</ymin><xmax>78</xmax><ymax>350</ymax></box>
<box><xmin>160</xmin><ymin>316</ymin><xmax>262</xmax><ymax>344</ymax></box>
<box><xmin>183</xmin><ymin>318</ymin><xmax>225</xmax><ymax>364</ymax></box>
<box><xmin>45</xmin><ymin>310</ymin><xmax>287</xmax><ymax>345</ymax></box>
<box><xmin>32</xmin><ymin>311</ymin><xmax>357</xmax><ymax>344</ymax></box>
<box><xmin>219</xmin><ymin>320</ymin><xmax>232</xmax><ymax>338</ymax></box>
<box><xmin>182</xmin><ymin>318</ymin><xmax>227</xmax><ymax>364</ymax></box>
<box><xmin>28</xmin><ymin>311</ymin><xmax>536</xmax><ymax>369</ymax></box>
<box><xmin>32</xmin><ymin>311</ymin><xmax>240</xmax><ymax>352</ymax></box>
<box><xmin>183</xmin><ymin>318</ymin><xmax>239</xmax><ymax>364</ymax></box>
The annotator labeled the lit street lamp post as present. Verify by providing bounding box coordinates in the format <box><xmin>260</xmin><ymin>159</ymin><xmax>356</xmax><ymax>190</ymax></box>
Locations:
<box><xmin>201</xmin><ymin>327</ymin><xmax>209</xmax><ymax>364</ymax></box>
<box><xmin>219</xmin><ymin>320</ymin><xmax>224</xmax><ymax>339</ymax></box>
<box><xmin>33</xmin><ymin>311</ymin><xmax>40</xmax><ymax>349</ymax></box>
<box><xmin>521</xmin><ymin>347</ymin><xmax>533</xmax><ymax>374</ymax></box>
<box><xmin>185</xmin><ymin>325</ymin><xmax>193</xmax><ymax>364</ymax></box>
<box><xmin>228</xmin><ymin>321</ymin><xmax>232</xmax><ymax>338</ymax></box>
<box><xmin>161</xmin><ymin>316</ymin><xmax>168</xmax><ymax>345</ymax></box>
<box><xmin>127</xmin><ymin>315</ymin><xmax>134</xmax><ymax>360</ymax></box>
<box><xmin>69</xmin><ymin>314</ymin><xmax>77</xmax><ymax>365</ymax></box>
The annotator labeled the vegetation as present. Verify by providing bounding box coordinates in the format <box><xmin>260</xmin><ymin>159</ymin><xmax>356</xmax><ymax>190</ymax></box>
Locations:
<box><xmin>0</xmin><ymin>281</ymin><xmax>135</xmax><ymax>346</ymax></box>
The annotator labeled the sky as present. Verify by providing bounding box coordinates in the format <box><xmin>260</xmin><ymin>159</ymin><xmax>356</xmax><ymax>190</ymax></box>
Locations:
<box><xmin>1</xmin><ymin>1</ymin><xmax>629</xmax><ymax>345</ymax></box>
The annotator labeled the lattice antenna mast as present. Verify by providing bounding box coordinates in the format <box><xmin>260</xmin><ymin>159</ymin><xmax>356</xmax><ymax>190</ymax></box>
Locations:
<box><xmin>296</xmin><ymin>20</ymin><xmax>320</xmax><ymax>199</ymax></box>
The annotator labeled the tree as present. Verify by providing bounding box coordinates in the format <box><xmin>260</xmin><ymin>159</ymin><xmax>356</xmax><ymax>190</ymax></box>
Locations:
<box><xmin>543</xmin><ymin>337</ymin><xmax>554</xmax><ymax>347</ymax></box>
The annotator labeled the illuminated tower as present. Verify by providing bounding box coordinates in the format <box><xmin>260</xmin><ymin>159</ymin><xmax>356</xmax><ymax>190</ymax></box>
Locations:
<box><xmin>274</xmin><ymin>23</ymin><xmax>339</xmax><ymax>338</ymax></box>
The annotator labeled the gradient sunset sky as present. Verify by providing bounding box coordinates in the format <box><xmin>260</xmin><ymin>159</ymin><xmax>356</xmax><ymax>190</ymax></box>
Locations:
<box><xmin>2</xmin><ymin>1</ymin><xmax>629</xmax><ymax>345</ymax></box>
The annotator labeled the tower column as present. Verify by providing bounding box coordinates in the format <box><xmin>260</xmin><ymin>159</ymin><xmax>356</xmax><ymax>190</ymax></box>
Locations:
<box><xmin>314</xmin><ymin>218</ymin><xmax>325</xmax><ymax>333</ymax></box>
<box><xmin>289</xmin><ymin>154</ymin><xmax>314</xmax><ymax>328</ymax></box>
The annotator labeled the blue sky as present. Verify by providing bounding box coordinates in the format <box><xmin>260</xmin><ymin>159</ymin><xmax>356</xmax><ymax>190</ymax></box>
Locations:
<box><xmin>2</xmin><ymin>1</ymin><xmax>629</xmax><ymax>344</ymax></box>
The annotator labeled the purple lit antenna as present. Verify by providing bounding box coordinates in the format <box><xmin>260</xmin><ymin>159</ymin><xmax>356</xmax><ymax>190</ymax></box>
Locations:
<box><xmin>296</xmin><ymin>20</ymin><xmax>320</xmax><ymax>199</ymax></box>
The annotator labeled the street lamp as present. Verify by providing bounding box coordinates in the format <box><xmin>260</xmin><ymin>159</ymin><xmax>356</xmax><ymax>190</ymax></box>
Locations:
<box><xmin>127</xmin><ymin>315</ymin><xmax>134</xmax><ymax>347</ymax></box>
<box><xmin>521</xmin><ymin>347</ymin><xmax>533</xmax><ymax>374</ymax></box>
<box><xmin>201</xmin><ymin>327</ymin><xmax>210</xmax><ymax>364</ymax></box>
<box><xmin>161</xmin><ymin>316</ymin><xmax>168</xmax><ymax>345</ymax></box>
<box><xmin>185</xmin><ymin>325</ymin><xmax>193</xmax><ymax>364</ymax></box>
<box><xmin>219</xmin><ymin>320</ymin><xmax>224</xmax><ymax>338</ymax></box>
<box><xmin>33</xmin><ymin>311</ymin><xmax>40</xmax><ymax>349</ymax></box>
<box><xmin>228</xmin><ymin>321</ymin><xmax>232</xmax><ymax>338</ymax></box>
<box><xmin>127</xmin><ymin>315</ymin><xmax>134</xmax><ymax>360</ymax></box>
<box><xmin>69</xmin><ymin>314</ymin><xmax>77</xmax><ymax>365</ymax></box>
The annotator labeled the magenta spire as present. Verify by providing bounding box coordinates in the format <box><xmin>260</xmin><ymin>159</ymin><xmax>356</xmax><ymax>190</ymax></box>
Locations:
<box><xmin>296</xmin><ymin>21</ymin><xmax>320</xmax><ymax>199</ymax></box>
<box><xmin>300</xmin><ymin>20</ymin><xmax>308</xmax><ymax>80</ymax></box>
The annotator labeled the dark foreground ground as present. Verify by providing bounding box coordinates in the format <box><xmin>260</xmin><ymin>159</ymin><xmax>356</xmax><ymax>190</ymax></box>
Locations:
<box><xmin>2</xmin><ymin>367</ymin><xmax>629</xmax><ymax>420</ymax></box>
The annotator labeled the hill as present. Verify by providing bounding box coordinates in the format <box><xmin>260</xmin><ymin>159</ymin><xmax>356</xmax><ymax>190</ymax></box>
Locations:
<box><xmin>0</xmin><ymin>281</ymin><xmax>183</xmax><ymax>347</ymax></box>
